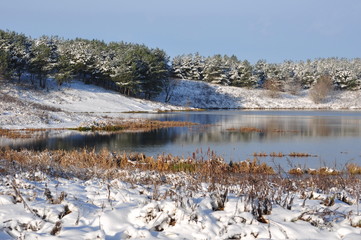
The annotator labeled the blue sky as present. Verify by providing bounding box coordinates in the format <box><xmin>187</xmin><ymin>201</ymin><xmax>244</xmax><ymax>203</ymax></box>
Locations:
<box><xmin>1</xmin><ymin>0</ymin><xmax>360</xmax><ymax>63</ymax></box>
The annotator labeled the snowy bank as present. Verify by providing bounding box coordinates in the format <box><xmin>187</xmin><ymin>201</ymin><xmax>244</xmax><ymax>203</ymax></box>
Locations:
<box><xmin>155</xmin><ymin>79</ymin><xmax>361</xmax><ymax>110</ymax></box>
<box><xmin>0</xmin><ymin>80</ymin><xmax>185</xmax><ymax>129</ymax></box>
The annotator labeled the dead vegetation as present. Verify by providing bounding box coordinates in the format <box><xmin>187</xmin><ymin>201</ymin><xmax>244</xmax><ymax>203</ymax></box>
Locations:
<box><xmin>227</xmin><ymin>127</ymin><xmax>300</xmax><ymax>134</ymax></box>
<box><xmin>227</xmin><ymin>127</ymin><xmax>264</xmax><ymax>133</ymax></box>
<box><xmin>0</xmin><ymin>128</ymin><xmax>48</xmax><ymax>139</ymax></box>
<box><xmin>309</xmin><ymin>75</ymin><xmax>334</xmax><ymax>104</ymax></box>
<box><xmin>253</xmin><ymin>152</ymin><xmax>316</xmax><ymax>158</ymax></box>
<box><xmin>72</xmin><ymin>120</ymin><xmax>197</xmax><ymax>132</ymax></box>
<box><xmin>1</xmin><ymin>147</ymin><xmax>361</xmax><ymax>238</ymax></box>
<box><xmin>0</xmin><ymin>120</ymin><xmax>197</xmax><ymax>139</ymax></box>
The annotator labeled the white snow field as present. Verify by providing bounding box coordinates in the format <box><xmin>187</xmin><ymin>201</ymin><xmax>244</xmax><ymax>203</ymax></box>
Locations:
<box><xmin>0</xmin><ymin>168</ymin><xmax>361</xmax><ymax>240</ymax></box>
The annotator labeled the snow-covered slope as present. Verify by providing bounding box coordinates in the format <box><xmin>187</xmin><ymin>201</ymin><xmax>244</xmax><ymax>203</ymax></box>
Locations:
<box><xmin>0</xmin><ymin>80</ymin><xmax>185</xmax><ymax>129</ymax></box>
<box><xmin>155</xmin><ymin>79</ymin><xmax>361</xmax><ymax>109</ymax></box>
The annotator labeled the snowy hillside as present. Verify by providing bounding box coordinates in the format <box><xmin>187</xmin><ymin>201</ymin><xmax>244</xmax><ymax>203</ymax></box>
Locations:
<box><xmin>155</xmin><ymin>79</ymin><xmax>361</xmax><ymax>109</ymax></box>
<box><xmin>0</xmin><ymin>80</ymin><xmax>185</xmax><ymax>129</ymax></box>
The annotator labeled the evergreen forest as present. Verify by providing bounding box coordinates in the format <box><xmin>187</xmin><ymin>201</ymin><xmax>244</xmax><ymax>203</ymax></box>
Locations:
<box><xmin>1</xmin><ymin>29</ymin><xmax>360</xmax><ymax>101</ymax></box>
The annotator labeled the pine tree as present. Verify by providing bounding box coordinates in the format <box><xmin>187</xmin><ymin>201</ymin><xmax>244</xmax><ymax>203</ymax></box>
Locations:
<box><xmin>29</xmin><ymin>41</ymin><xmax>52</xmax><ymax>88</ymax></box>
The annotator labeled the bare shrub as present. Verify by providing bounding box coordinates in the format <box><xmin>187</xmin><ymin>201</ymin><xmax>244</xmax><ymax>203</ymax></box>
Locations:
<box><xmin>285</xmin><ymin>76</ymin><xmax>303</xmax><ymax>95</ymax></box>
<box><xmin>161</xmin><ymin>78</ymin><xmax>179</xmax><ymax>102</ymax></box>
<box><xmin>263</xmin><ymin>78</ymin><xmax>282</xmax><ymax>98</ymax></box>
<box><xmin>309</xmin><ymin>75</ymin><xmax>333</xmax><ymax>103</ymax></box>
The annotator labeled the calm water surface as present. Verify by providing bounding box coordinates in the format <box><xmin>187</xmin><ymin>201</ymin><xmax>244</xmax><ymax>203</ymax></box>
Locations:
<box><xmin>2</xmin><ymin>110</ymin><xmax>361</xmax><ymax>169</ymax></box>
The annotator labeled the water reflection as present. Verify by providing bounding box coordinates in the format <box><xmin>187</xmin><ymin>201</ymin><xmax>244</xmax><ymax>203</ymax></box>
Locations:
<box><xmin>1</xmin><ymin>110</ymin><xmax>361</xmax><ymax>169</ymax></box>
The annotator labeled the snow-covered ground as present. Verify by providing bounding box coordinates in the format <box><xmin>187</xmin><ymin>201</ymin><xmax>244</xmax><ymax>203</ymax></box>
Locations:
<box><xmin>155</xmin><ymin>79</ymin><xmax>361</xmax><ymax>110</ymax></box>
<box><xmin>0</xmin><ymin>80</ymin><xmax>185</xmax><ymax>129</ymax></box>
<box><xmin>1</xmin><ymin>169</ymin><xmax>361</xmax><ymax>240</ymax></box>
<box><xmin>1</xmin><ymin>78</ymin><xmax>361</xmax><ymax>129</ymax></box>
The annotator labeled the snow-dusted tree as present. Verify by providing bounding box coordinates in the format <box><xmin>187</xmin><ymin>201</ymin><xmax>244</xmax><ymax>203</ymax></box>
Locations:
<box><xmin>0</xmin><ymin>30</ymin><xmax>32</xmax><ymax>82</ymax></box>
<box><xmin>28</xmin><ymin>41</ymin><xmax>52</xmax><ymax>88</ymax></box>
<box><xmin>231</xmin><ymin>60</ymin><xmax>256</xmax><ymax>88</ymax></box>
<box><xmin>140</xmin><ymin>47</ymin><xmax>169</xmax><ymax>99</ymax></box>
<box><xmin>203</xmin><ymin>55</ymin><xmax>229</xmax><ymax>85</ymax></box>
<box><xmin>0</xmin><ymin>49</ymin><xmax>10</xmax><ymax>79</ymax></box>
<box><xmin>171</xmin><ymin>55</ymin><xmax>184</xmax><ymax>79</ymax></box>
<box><xmin>333</xmin><ymin>68</ymin><xmax>358</xmax><ymax>90</ymax></box>
<box><xmin>252</xmin><ymin>60</ymin><xmax>268</xmax><ymax>87</ymax></box>
<box><xmin>294</xmin><ymin>60</ymin><xmax>318</xmax><ymax>89</ymax></box>
<box><xmin>190</xmin><ymin>52</ymin><xmax>205</xmax><ymax>80</ymax></box>
<box><xmin>110</xmin><ymin>47</ymin><xmax>142</xmax><ymax>96</ymax></box>
<box><xmin>110</xmin><ymin>44</ymin><xmax>169</xmax><ymax>98</ymax></box>
<box><xmin>54</xmin><ymin>40</ymin><xmax>76</xmax><ymax>86</ymax></box>
<box><xmin>172</xmin><ymin>54</ymin><xmax>194</xmax><ymax>80</ymax></box>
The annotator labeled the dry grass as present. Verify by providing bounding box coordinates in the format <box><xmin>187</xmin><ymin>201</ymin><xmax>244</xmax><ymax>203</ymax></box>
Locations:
<box><xmin>270</xmin><ymin>152</ymin><xmax>285</xmax><ymax>157</ymax></box>
<box><xmin>0</xmin><ymin>128</ymin><xmax>47</xmax><ymax>139</ymax></box>
<box><xmin>0</xmin><ymin>148</ymin><xmax>275</xmax><ymax>182</ymax></box>
<box><xmin>288</xmin><ymin>167</ymin><xmax>341</xmax><ymax>176</ymax></box>
<box><xmin>254</xmin><ymin>152</ymin><xmax>316</xmax><ymax>158</ymax></box>
<box><xmin>346</xmin><ymin>163</ymin><xmax>361</xmax><ymax>175</ymax></box>
<box><xmin>229</xmin><ymin>158</ymin><xmax>275</xmax><ymax>174</ymax></box>
<box><xmin>1</xmin><ymin>148</ymin><xmax>361</xmax><ymax>200</ymax></box>
<box><xmin>253</xmin><ymin>152</ymin><xmax>268</xmax><ymax>157</ymax></box>
<box><xmin>227</xmin><ymin>127</ymin><xmax>299</xmax><ymax>134</ymax></box>
<box><xmin>73</xmin><ymin>120</ymin><xmax>197</xmax><ymax>132</ymax></box>
<box><xmin>289</xmin><ymin>152</ymin><xmax>316</xmax><ymax>157</ymax></box>
<box><xmin>227</xmin><ymin>127</ymin><xmax>264</xmax><ymax>133</ymax></box>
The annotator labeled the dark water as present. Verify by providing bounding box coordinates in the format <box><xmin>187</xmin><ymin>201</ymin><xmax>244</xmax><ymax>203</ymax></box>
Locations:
<box><xmin>1</xmin><ymin>110</ymin><xmax>361</xmax><ymax>169</ymax></box>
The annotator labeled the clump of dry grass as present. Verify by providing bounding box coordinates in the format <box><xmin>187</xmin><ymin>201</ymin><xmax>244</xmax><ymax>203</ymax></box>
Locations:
<box><xmin>253</xmin><ymin>152</ymin><xmax>268</xmax><ymax>157</ymax></box>
<box><xmin>289</xmin><ymin>152</ymin><xmax>316</xmax><ymax>157</ymax></box>
<box><xmin>288</xmin><ymin>168</ymin><xmax>304</xmax><ymax>175</ymax></box>
<box><xmin>0</xmin><ymin>128</ymin><xmax>48</xmax><ymax>139</ymax></box>
<box><xmin>270</xmin><ymin>152</ymin><xmax>285</xmax><ymax>157</ymax></box>
<box><xmin>227</xmin><ymin>127</ymin><xmax>264</xmax><ymax>133</ymax></box>
<box><xmin>306</xmin><ymin>167</ymin><xmax>341</xmax><ymax>175</ymax></box>
<box><xmin>227</xmin><ymin>127</ymin><xmax>301</xmax><ymax>134</ymax></box>
<box><xmin>73</xmin><ymin>120</ymin><xmax>197</xmax><ymax>132</ymax></box>
<box><xmin>0</xmin><ymin>148</ymin><xmax>275</xmax><ymax>183</ymax></box>
<box><xmin>254</xmin><ymin>152</ymin><xmax>316</xmax><ymax>158</ymax></box>
<box><xmin>229</xmin><ymin>158</ymin><xmax>275</xmax><ymax>174</ymax></box>
<box><xmin>346</xmin><ymin>163</ymin><xmax>361</xmax><ymax>175</ymax></box>
<box><xmin>288</xmin><ymin>167</ymin><xmax>340</xmax><ymax>176</ymax></box>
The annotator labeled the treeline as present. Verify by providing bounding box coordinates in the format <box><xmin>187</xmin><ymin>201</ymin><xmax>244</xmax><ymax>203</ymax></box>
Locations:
<box><xmin>172</xmin><ymin>54</ymin><xmax>361</xmax><ymax>90</ymax></box>
<box><xmin>0</xmin><ymin>30</ymin><xmax>169</xmax><ymax>99</ymax></box>
<box><xmin>1</xmin><ymin>29</ymin><xmax>361</xmax><ymax>102</ymax></box>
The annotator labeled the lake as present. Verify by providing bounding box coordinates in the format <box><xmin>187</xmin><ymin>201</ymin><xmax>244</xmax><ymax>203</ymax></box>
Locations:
<box><xmin>1</xmin><ymin>110</ymin><xmax>361</xmax><ymax>170</ymax></box>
